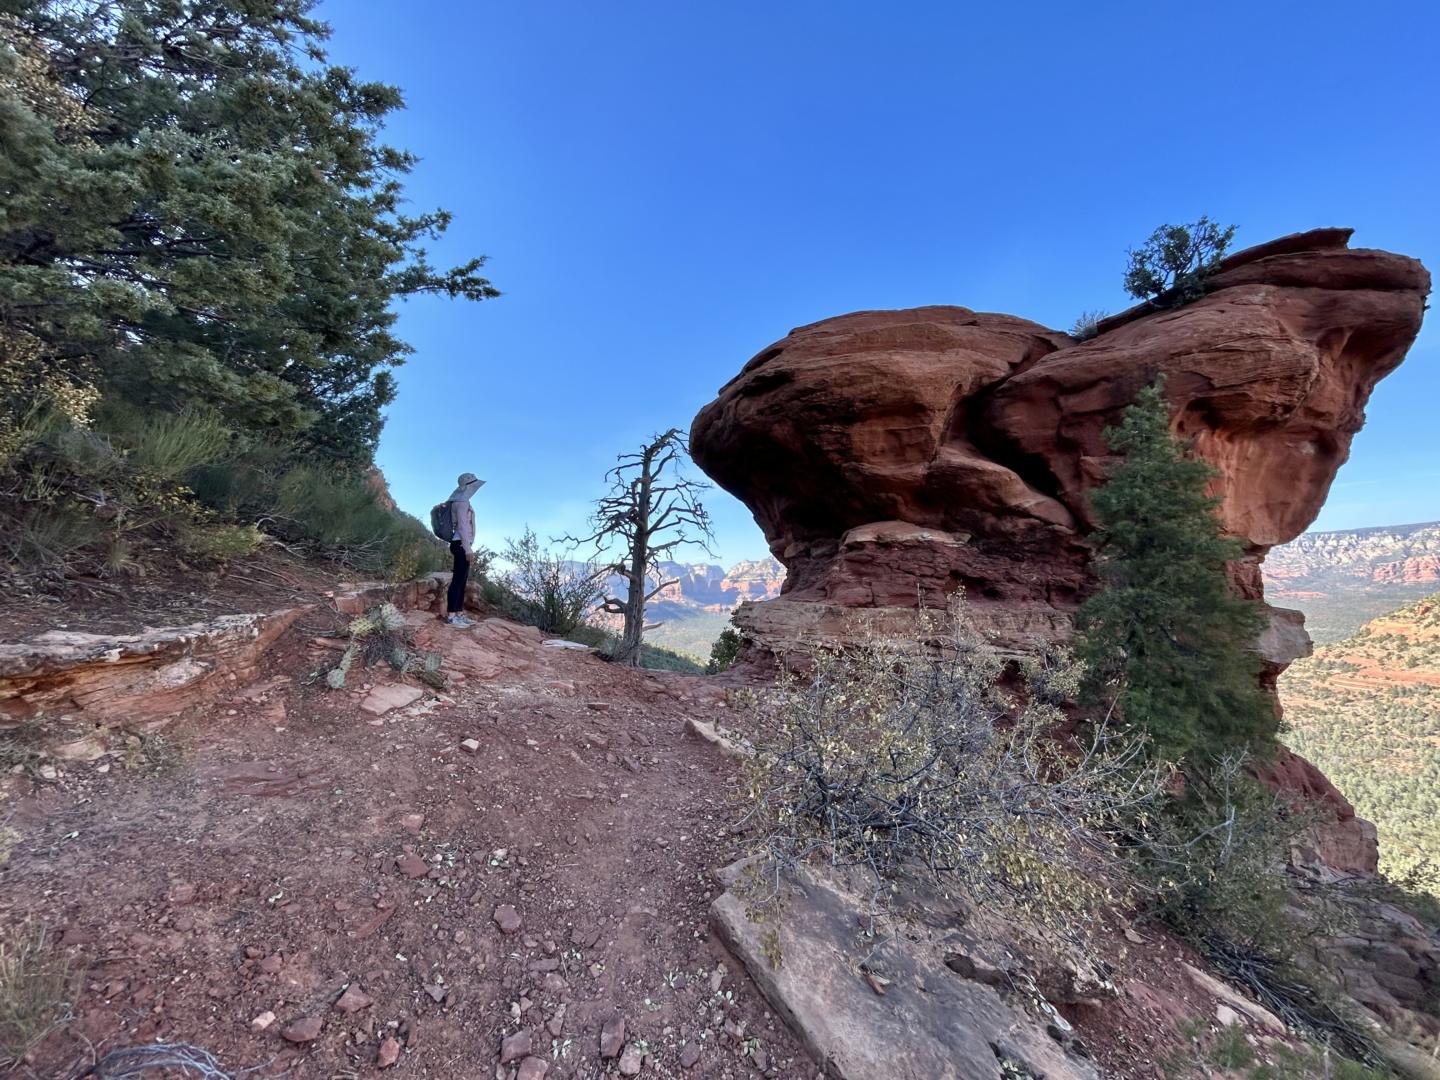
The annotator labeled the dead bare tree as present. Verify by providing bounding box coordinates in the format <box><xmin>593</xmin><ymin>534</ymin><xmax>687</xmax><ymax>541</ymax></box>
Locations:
<box><xmin>565</xmin><ymin>429</ymin><xmax>714</xmax><ymax>665</ymax></box>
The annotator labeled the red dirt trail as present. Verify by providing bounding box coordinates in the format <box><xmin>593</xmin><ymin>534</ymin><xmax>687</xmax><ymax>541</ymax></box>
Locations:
<box><xmin>1</xmin><ymin>619</ymin><xmax>812</xmax><ymax>1079</ymax></box>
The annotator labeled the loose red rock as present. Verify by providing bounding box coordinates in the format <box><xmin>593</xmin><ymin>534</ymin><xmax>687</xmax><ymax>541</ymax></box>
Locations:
<box><xmin>280</xmin><ymin>1016</ymin><xmax>323</xmax><ymax>1043</ymax></box>
<box><xmin>395</xmin><ymin>852</ymin><xmax>429</xmax><ymax>879</ymax></box>
<box><xmin>600</xmin><ymin>1015</ymin><xmax>626</xmax><ymax>1058</ymax></box>
<box><xmin>377</xmin><ymin>1035</ymin><xmax>401</xmax><ymax>1068</ymax></box>
<box><xmin>500</xmin><ymin>1030</ymin><xmax>531</xmax><ymax>1064</ymax></box>
<box><xmin>333</xmin><ymin>983</ymin><xmax>373</xmax><ymax>1014</ymax></box>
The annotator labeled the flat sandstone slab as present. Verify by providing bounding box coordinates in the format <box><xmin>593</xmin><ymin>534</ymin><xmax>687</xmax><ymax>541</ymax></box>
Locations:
<box><xmin>711</xmin><ymin>860</ymin><xmax>1098</xmax><ymax>1080</ymax></box>
<box><xmin>359</xmin><ymin>683</ymin><xmax>426</xmax><ymax>715</ymax></box>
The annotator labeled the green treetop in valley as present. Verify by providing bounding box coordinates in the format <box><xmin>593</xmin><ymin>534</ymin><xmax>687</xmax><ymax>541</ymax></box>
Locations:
<box><xmin>1075</xmin><ymin>382</ymin><xmax>1277</xmax><ymax>762</ymax></box>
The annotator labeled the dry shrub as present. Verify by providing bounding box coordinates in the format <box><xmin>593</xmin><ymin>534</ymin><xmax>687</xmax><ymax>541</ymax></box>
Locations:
<box><xmin>0</xmin><ymin>718</ymin><xmax>49</xmax><ymax>777</ymax></box>
<box><xmin>85</xmin><ymin>1043</ymin><xmax>239</xmax><ymax>1079</ymax></box>
<box><xmin>123</xmin><ymin>733</ymin><xmax>184</xmax><ymax>778</ymax></box>
<box><xmin>741</xmin><ymin>600</ymin><xmax>1163</xmax><ymax>928</ymax></box>
<box><xmin>0</xmin><ymin>922</ymin><xmax>70</xmax><ymax>1067</ymax></box>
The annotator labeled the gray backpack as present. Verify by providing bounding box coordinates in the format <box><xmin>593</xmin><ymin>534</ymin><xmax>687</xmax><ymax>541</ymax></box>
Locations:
<box><xmin>429</xmin><ymin>501</ymin><xmax>454</xmax><ymax>541</ymax></box>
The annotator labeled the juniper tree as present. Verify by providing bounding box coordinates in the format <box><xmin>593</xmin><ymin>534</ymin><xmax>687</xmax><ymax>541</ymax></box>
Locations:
<box><xmin>1123</xmin><ymin>217</ymin><xmax>1236</xmax><ymax>307</ymax></box>
<box><xmin>1075</xmin><ymin>382</ymin><xmax>1277</xmax><ymax>762</ymax></box>
<box><xmin>1</xmin><ymin>1</ymin><xmax>497</xmax><ymax>467</ymax></box>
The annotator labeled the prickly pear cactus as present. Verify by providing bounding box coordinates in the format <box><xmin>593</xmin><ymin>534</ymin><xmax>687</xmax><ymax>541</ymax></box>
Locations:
<box><xmin>326</xmin><ymin>603</ymin><xmax>447</xmax><ymax>691</ymax></box>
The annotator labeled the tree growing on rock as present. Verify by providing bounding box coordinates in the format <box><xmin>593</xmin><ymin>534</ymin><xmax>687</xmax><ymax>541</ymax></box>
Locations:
<box><xmin>1075</xmin><ymin>382</ymin><xmax>1276</xmax><ymax>762</ymax></box>
<box><xmin>1123</xmin><ymin>217</ymin><xmax>1237</xmax><ymax>307</ymax></box>
<box><xmin>567</xmin><ymin>430</ymin><xmax>714</xmax><ymax>666</ymax></box>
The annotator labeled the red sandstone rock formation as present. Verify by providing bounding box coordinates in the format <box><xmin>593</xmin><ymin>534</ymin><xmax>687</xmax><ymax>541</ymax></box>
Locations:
<box><xmin>690</xmin><ymin>228</ymin><xmax>1429</xmax><ymax>874</ymax></box>
<box><xmin>692</xmin><ymin>229</ymin><xmax>1427</xmax><ymax>644</ymax></box>
<box><xmin>366</xmin><ymin>466</ymin><xmax>398</xmax><ymax>512</ymax></box>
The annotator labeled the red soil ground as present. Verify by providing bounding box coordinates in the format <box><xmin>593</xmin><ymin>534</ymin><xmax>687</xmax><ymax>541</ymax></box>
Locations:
<box><xmin>2</xmin><ymin>577</ymin><xmax>1296</xmax><ymax>1080</ymax></box>
<box><xmin>2</xmin><ymin>616</ymin><xmax>811</xmax><ymax>1079</ymax></box>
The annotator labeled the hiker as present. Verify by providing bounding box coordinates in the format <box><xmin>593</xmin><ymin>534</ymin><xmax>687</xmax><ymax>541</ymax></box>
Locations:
<box><xmin>444</xmin><ymin>472</ymin><xmax>485</xmax><ymax>627</ymax></box>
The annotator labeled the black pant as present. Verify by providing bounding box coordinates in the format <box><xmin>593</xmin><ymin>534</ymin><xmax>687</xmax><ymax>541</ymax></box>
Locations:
<box><xmin>448</xmin><ymin>541</ymin><xmax>470</xmax><ymax>614</ymax></box>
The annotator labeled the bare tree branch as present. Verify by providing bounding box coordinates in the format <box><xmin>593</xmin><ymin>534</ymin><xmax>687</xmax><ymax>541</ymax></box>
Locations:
<box><xmin>559</xmin><ymin>429</ymin><xmax>715</xmax><ymax>665</ymax></box>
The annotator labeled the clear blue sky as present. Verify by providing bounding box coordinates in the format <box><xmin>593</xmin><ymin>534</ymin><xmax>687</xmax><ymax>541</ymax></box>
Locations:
<box><xmin>321</xmin><ymin>0</ymin><xmax>1439</xmax><ymax>564</ymax></box>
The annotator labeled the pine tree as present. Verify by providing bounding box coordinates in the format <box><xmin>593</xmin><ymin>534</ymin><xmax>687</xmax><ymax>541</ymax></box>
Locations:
<box><xmin>1</xmin><ymin>2</ymin><xmax>497</xmax><ymax>467</ymax></box>
<box><xmin>1075</xmin><ymin>382</ymin><xmax>1277</xmax><ymax>761</ymax></box>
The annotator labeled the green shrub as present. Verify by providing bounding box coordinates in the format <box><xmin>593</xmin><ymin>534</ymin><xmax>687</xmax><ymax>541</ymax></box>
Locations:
<box><xmin>562</xmin><ymin>624</ymin><xmax>611</xmax><ymax>649</ymax></box>
<box><xmin>706</xmin><ymin>618</ymin><xmax>743</xmax><ymax>674</ymax></box>
<box><xmin>187</xmin><ymin>438</ymin><xmax>290</xmax><ymax>519</ymax></box>
<box><xmin>1130</xmin><ymin>757</ymin><xmax>1384</xmax><ymax>1065</ymax></box>
<box><xmin>1134</xmin><ymin>756</ymin><xmax>1309</xmax><ymax>957</ymax></box>
<box><xmin>500</xmin><ymin>528</ymin><xmax>604</xmax><ymax>636</ymax></box>
<box><xmin>100</xmin><ymin>404</ymin><xmax>235</xmax><ymax>482</ymax></box>
<box><xmin>479</xmin><ymin>574</ymin><xmax>531</xmax><ymax>619</ymax></box>
<box><xmin>271</xmin><ymin>466</ymin><xmax>445</xmax><ymax>579</ymax></box>
<box><xmin>174</xmin><ymin>522</ymin><xmax>264</xmax><ymax>562</ymax></box>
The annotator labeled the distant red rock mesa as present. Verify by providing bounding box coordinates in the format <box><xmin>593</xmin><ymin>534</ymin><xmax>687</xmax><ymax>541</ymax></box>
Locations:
<box><xmin>602</xmin><ymin>559</ymin><xmax>785</xmax><ymax>614</ymax></box>
<box><xmin>1373</xmin><ymin>556</ymin><xmax>1440</xmax><ymax>584</ymax></box>
<box><xmin>691</xmin><ymin>228</ymin><xmax>1430</xmax><ymax>874</ymax></box>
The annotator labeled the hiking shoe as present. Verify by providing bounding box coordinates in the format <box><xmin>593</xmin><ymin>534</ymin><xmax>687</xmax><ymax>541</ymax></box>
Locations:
<box><xmin>445</xmin><ymin>613</ymin><xmax>474</xmax><ymax>628</ymax></box>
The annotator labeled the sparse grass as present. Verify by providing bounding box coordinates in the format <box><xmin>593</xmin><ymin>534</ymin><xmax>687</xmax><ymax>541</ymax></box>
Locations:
<box><xmin>1159</xmin><ymin>1013</ymin><xmax>1394</xmax><ymax>1080</ymax></box>
<box><xmin>1211</xmin><ymin>1021</ymin><xmax>1257</xmax><ymax>1070</ymax></box>
<box><xmin>1069</xmin><ymin>308</ymin><xmax>1109</xmax><ymax>341</ymax></box>
<box><xmin>0</xmin><ymin>825</ymin><xmax>20</xmax><ymax>868</ymax></box>
<box><xmin>0</xmin><ymin>720</ymin><xmax>49</xmax><ymax>777</ymax></box>
<box><xmin>0</xmin><ymin>922</ymin><xmax>71</xmax><ymax>1067</ymax></box>
<box><xmin>124</xmin><ymin>733</ymin><xmax>183</xmax><ymax>778</ymax></box>
<box><xmin>0</xmin><ymin>497</ymin><xmax>93</xmax><ymax>575</ymax></box>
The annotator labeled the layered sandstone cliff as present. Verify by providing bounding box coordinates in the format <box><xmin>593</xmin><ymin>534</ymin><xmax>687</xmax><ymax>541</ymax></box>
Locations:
<box><xmin>691</xmin><ymin>228</ymin><xmax>1429</xmax><ymax>873</ymax></box>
